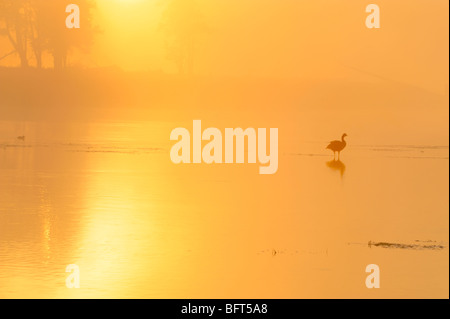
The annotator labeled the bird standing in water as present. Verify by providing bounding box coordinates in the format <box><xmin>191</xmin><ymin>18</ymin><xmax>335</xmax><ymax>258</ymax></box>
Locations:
<box><xmin>326</xmin><ymin>133</ymin><xmax>347</xmax><ymax>160</ymax></box>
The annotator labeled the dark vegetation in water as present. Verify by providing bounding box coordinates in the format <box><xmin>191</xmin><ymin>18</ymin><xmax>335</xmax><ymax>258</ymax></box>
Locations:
<box><xmin>368</xmin><ymin>240</ymin><xmax>445</xmax><ymax>250</ymax></box>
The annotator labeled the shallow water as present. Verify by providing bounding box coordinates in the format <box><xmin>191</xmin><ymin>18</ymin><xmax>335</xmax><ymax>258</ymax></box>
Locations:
<box><xmin>0</xmin><ymin>120</ymin><xmax>448</xmax><ymax>298</ymax></box>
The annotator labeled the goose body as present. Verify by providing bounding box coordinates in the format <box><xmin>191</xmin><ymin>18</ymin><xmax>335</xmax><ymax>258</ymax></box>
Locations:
<box><xmin>326</xmin><ymin>133</ymin><xmax>347</xmax><ymax>159</ymax></box>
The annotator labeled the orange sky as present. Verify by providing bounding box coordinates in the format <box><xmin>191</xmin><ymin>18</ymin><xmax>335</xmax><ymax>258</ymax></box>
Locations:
<box><xmin>0</xmin><ymin>0</ymin><xmax>448</xmax><ymax>95</ymax></box>
<box><xmin>90</xmin><ymin>0</ymin><xmax>449</xmax><ymax>95</ymax></box>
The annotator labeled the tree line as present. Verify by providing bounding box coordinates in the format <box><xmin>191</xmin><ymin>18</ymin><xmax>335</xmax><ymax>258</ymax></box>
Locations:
<box><xmin>0</xmin><ymin>0</ymin><xmax>207</xmax><ymax>74</ymax></box>
<box><xmin>0</xmin><ymin>0</ymin><xmax>95</xmax><ymax>69</ymax></box>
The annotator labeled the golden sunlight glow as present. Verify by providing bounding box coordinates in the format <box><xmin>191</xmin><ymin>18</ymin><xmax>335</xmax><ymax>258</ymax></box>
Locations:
<box><xmin>0</xmin><ymin>0</ymin><xmax>448</xmax><ymax>299</ymax></box>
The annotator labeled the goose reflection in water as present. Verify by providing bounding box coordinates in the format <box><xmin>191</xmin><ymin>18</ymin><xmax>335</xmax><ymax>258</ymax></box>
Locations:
<box><xmin>326</xmin><ymin>159</ymin><xmax>346</xmax><ymax>177</ymax></box>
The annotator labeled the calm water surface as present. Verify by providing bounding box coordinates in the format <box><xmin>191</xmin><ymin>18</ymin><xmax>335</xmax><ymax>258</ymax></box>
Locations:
<box><xmin>0</xmin><ymin>120</ymin><xmax>448</xmax><ymax>298</ymax></box>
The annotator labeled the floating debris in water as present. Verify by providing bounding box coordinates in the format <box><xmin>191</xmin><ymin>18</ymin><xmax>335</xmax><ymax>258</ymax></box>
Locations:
<box><xmin>368</xmin><ymin>240</ymin><xmax>445</xmax><ymax>250</ymax></box>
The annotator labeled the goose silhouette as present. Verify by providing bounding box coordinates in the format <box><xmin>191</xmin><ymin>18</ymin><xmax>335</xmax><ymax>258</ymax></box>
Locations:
<box><xmin>326</xmin><ymin>133</ymin><xmax>347</xmax><ymax>160</ymax></box>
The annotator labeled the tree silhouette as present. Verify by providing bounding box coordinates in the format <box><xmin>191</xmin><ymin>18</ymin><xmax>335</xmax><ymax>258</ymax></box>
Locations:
<box><xmin>0</xmin><ymin>0</ymin><xmax>96</xmax><ymax>69</ymax></box>
<box><xmin>26</xmin><ymin>0</ymin><xmax>48</xmax><ymax>68</ymax></box>
<box><xmin>41</xmin><ymin>0</ymin><xmax>96</xmax><ymax>69</ymax></box>
<box><xmin>0</xmin><ymin>0</ymin><xmax>32</xmax><ymax>67</ymax></box>
<box><xmin>160</xmin><ymin>0</ymin><xmax>207</xmax><ymax>75</ymax></box>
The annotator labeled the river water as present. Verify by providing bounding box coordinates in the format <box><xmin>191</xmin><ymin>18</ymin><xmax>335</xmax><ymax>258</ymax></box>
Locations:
<box><xmin>0</xmin><ymin>120</ymin><xmax>448</xmax><ymax>298</ymax></box>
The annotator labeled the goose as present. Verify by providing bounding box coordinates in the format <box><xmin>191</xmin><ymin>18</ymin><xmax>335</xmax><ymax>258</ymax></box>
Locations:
<box><xmin>326</xmin><ymin>133</ymin><xmax>347</xmax><ymax>160</ymax></box>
